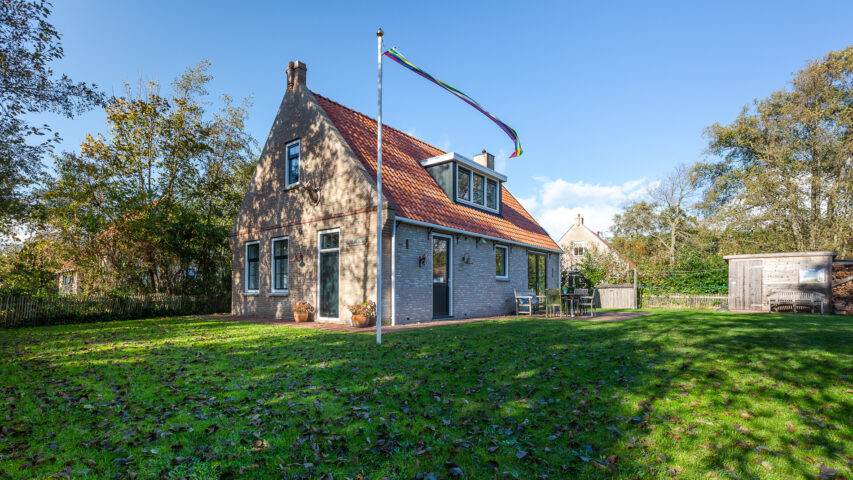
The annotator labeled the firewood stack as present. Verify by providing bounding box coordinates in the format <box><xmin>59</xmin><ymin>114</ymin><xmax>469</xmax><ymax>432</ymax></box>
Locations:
<box><xmin>832</xmin><ymin>264</ymin><xmax>853</xmax><ymax>315</ymax></box>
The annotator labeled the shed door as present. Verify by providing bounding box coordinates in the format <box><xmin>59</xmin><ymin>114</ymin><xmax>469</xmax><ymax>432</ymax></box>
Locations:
<box><xmin>745</xmin><ymin>260</ymin><xmax>763</xmax><ymax>310</ymax></box>
<box><xmin>730</xmin><ymin>260</ymin><xmax>763</xmax><ymax>311</ymax></box>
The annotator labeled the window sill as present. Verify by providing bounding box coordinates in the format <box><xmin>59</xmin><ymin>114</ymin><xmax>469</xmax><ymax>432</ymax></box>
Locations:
<box><xmin>243</xmin><ymin>291</ymin><xmax>259</xmax><ymax>296</ymax></box>
<box><xmin>496</xmin><ymin>277</ymin><xmax>510</xmax><ymax>282</ymax></box>
<box><xmin>283</xmin><ymin>183</ymin><xmax>300</xmax><ymax>191</ymax></box>
<box><xmin>268</xmin><ymin>291</ymin><xmax>289</xmax><ymax>297</ymax></box>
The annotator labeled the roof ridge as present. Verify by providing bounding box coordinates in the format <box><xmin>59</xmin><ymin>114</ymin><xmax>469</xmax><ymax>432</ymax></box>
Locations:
<box><xmin>313</xmin><ymin>92</ymin><xmax>445</xmax><ymax>155</ymax></box>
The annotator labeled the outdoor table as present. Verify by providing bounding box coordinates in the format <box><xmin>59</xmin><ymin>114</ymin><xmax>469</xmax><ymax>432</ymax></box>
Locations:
<box><xmin>560</xmin><ymin>293</ymin><xmax>582</xmax><ymax>317</ymax></box>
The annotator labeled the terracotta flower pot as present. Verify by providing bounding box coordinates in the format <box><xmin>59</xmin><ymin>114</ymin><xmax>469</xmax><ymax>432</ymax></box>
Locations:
<box><xmin>293</xmin><ymin>311</ymin><xmax>311</xmax><ymax>323</ymax></box>
<box><xmin>352</xmin><ymin>314</ymin><xmax>370</xmax><ymax>328</ymax></box>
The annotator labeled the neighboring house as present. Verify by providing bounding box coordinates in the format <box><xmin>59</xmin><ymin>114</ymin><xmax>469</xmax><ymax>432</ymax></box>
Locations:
<box><xmin>557</xmin><ymin>214</ymin><xmax>634</xmax><ymax>273</ymax></box>
<box><xmin>56</xmin><ymin>259</ymin><xmax>78</xmax><ymax>296</ymax></box>
<box><xmin>230</xmin><ymin>61</ymin><xmax>562</xmax><ymax>325</ymax></box>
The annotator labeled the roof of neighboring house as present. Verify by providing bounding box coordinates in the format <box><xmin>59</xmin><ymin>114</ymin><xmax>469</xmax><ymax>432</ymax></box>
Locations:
<box><xmin>314</xmin><ymin>94</ymin><xmax>561</xmax><ymax>253</ymax></box>
<box><xmin>56</xmin><ymin>258</ymin><xmax>76</xmax><ymax>273</ymax></box>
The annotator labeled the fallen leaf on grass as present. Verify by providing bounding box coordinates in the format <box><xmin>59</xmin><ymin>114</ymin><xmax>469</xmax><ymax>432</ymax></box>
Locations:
<box><xmin>819</xmin><ymin>464</ymin><xmax>837</xmax><ymax>479</ymax></box>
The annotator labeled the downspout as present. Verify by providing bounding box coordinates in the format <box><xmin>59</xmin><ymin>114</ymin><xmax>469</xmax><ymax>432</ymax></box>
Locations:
<box><xmin>391</xmin><ymin>219</ymin><xmax>396</xmax><ymax>326</ymax></box>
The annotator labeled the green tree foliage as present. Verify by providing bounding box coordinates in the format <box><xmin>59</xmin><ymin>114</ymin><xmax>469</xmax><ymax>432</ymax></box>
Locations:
<box><xmin>0</xmin><ymin>235</ymin><xmax>67</xmax><ymax>296</ymax></box>
<box><xmin>0</xmin><ymin>0</ymin><xmax>103</xmax><ymax>233</ymax></box>
<box><xmin>39</xmin><ymin>61</ymin><xmax>257</xmax><ymax>295</ymax></box>
<box><xmin>698</xmin><ymin>46</ymin><xmax>853</xmax><ymax>256</ymax></box>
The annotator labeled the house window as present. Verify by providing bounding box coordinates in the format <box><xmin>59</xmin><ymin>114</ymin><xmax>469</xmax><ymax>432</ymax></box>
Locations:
<box><xmin>528</xmin><ymin>252</ymin><xmax>546</xmax><ymax>295</ymax></box>
<box><xmin>456</xmin><ymin>166</ymin><xmax>500</xmax><ymax>212</ymax></box>
<box><xmin>495</xmin><ymin>245</ymin><xmax>508</xmax><ymax>279</ymax></box>
<box><xmin>486</xmin><ymin>179</ymin><xmax>498</xmax><ymax>210</ymax></box>
<box><xmin>272</xmin><ymin>237</ymin><xmax>289</xmax><ymax>292</ymax></box>
<box><xmin>457</xmin><ymin>167</ymin><xmax>471</xmax><ymax>201</ymax></box>
<box><xmin>62</xmin><ymin>274</ymin><xmax>73</xmax><ymax>286</ymax></box>
<box><xmin>245</xmin><ymin>242</ymin><xmax>260</xmax><ymax>292</ymax></box>
<box><xmin>286</xmin><ymin>140</ymin><xmax>300</xmax><ymax>187</ymax></box>
<box><xmin>572</xmin><ymin>242</ymin><xmax>585</xmax><ymax>257</ymax></box>
<box><xmin>472</xmin><ymin>173</ymin><xmax>485</xmax><ymax>205</ymax></box>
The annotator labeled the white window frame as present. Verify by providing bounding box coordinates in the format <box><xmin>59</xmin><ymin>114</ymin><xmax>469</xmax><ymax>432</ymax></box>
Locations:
<box><xmin>244</xmin><ymin>241</ymin><xmax>260</xmax><ymax>294</ymax></box>
<box><xmin>270</xmin><ymin>236</ymin><xmax>289</xmax><ymax>295</ymax></box>
<box><xmin>285</xmin><ymin>139</ymin><xmax>300</xmax><ymax>188</ymax></box>
<box><xmin>316</xmin><ymin>228</ymin><xmax>341</xmax><ymax>321</ymax></box>
<box><xmin>495</xmin><ymin>244</ymin><xmax>509</xmax><ymax>280</ymax></box>
<box><xmin>456</xmin><ymin>166</ymin><xmax>500</xmax><ymax>213</ymax></box>
<box><xmin>572</xmin><ymin>241</ymin><xmax>585</xmax><ymax>257</ymax></box>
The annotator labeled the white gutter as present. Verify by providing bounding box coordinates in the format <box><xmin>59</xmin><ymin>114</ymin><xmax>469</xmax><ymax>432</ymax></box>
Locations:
<box><xmin>396</xmin><ymin>217</ymin><xmax>564</xmax><ymax>254</ymax></box>
<box><xmin>391</xmin><ymin>219</ymin><xmax>396</xmax><ymax>326</ymax></box>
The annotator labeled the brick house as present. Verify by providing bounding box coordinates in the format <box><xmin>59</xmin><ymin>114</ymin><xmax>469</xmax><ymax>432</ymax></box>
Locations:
<box><xmin>557</xmin><ymin>214</ymin><xmax>634</xmax><ymax>274</ymax></box>
<box><xmin>230</xmin><ymin>61</ymin><xmax>562</xmax><ymax>325</ymax></box>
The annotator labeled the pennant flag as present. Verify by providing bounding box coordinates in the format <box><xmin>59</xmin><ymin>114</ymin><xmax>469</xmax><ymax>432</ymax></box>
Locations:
<box><xmin>383</xmin><ymin>47</ymin><xmax>522</xmax><ymax>158</ymax></box>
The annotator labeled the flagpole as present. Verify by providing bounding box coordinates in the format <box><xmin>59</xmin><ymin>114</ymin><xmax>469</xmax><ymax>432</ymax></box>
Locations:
<box><xmin>376</xmin><ymin>28</ymin><xmax>384</xmax><ymax>345</ymax></box>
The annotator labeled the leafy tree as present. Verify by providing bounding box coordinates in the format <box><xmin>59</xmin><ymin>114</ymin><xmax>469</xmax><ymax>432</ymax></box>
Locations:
<box><xmin>0</xmin><ymin>235</ymin><xmax>67</xmax><ymax>296</ymax></box>
<box><xmin>698</xmin><ymin>46</ymin><xmax>853</xmax><ymax>256</ymax></box>
<box><xmin>613</xmin><ymin>164</ymin><xmax>699</xmax><ymax>265</ymax></box>
<box><xmin>40</xmin><ymin>61</ymin><xmax>256</xmax><ymax>295</ymax></box>
<box><xmin>0</xmin><ymin>0</ymin><xmax>103</xmax><ymax>233</ymax></box>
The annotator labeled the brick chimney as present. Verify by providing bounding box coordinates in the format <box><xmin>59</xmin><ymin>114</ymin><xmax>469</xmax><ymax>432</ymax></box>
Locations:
<box><xmin>473</xmin><ymin>149</ymin><xmax>494</xmax><ymax>170</ymax></box>
<box><xmin>576</xmin><ymin>214</ymin><xmax>583</xmax><ymax>226</ymax></box>
<box><xmin>286</xmin><ymin>61</ymin><xmax>307</xmax><ymax>90</ymax></box>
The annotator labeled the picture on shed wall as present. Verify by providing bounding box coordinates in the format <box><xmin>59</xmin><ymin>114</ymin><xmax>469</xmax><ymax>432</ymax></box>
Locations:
<box><xmin>799</xmin><ymin>268</ymin><xmax>825</xmax><ymax>284</ymax></box>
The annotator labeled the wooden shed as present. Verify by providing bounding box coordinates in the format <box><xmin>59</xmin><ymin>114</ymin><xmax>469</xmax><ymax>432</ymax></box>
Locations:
<box><xmin>724</xmin><ymin>251</ymin><xmax>836</xmax><ymax>313</ymax></box>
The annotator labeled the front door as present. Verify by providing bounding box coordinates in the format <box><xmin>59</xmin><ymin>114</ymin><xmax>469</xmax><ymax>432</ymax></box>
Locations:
<box><xmin>432</xmin><ymin>235</ymin><xmax>451</xmax><ymax>317</ymax></box>
<box><xmin>318</xmin><ymin>230</ymin><xmax>340</xmax><ymax>319</ymax></box>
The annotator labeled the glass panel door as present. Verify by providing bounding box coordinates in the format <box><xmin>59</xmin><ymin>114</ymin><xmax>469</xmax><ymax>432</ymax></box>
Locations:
<box><xmin>432</xmin><ymin>236</ymin><xmax>450</xmax><ymax>317</ymax></box>
<box><xmin>319</xmin><ymin>232</ymin><xmax>340</xmax><ymax>318</ymax></box>
<box><xmin>528</xmin><ymin>252</ymin><xmax>547</xmax><ymax>295</ymax></box>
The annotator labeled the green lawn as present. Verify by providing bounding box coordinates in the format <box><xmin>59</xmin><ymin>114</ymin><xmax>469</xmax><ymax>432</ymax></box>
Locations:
<box><xmin>0</xmin><ymin>312</ymin><xmax>851</xmax><ymax>479</ymax></box>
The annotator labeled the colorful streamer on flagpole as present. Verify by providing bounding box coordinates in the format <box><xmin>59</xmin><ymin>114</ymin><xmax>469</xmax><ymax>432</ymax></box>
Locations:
<box><xmin>383</xmin><ymin>47</ymin><xmax>522</xmax><ymax>158</ymax></box>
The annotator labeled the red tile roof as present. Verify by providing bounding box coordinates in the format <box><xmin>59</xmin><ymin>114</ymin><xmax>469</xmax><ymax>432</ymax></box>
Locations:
<box><xmin>314</xmin><ymin>93</ymin><xmax>561</xmax><ymax>252</ymax></box>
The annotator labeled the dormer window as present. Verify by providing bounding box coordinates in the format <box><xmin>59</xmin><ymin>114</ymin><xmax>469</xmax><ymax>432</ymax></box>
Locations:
<box><xmin>422</xmin><ymin>152</ymin><xmax>505</xmax><ymax>214</ymax></box>
<box><xmin>457</xmin><ymin>168</ymin><xmax>471</xmax><ymax>201</ymax></box>
<box><xmin>486</xmin><ymin>179</ymin><xmax>498</xmax><ymax>210</ymax></box>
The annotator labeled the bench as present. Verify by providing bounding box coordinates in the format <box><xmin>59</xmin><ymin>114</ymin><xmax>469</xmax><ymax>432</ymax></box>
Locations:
<box><xmin>767</xmin><ymin>291</ymin><xmax>825</xmax><ymax>314</ymax></box>
<box><xmin>514</xmin><ymin>289</ymin><xmax>544</xmax><ymax>315</ymax></box>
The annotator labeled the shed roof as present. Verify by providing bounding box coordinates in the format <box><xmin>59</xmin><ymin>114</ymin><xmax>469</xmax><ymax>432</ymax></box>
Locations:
<box><xmin>723</xmin><ymin>251</ymin><xmax>837</xmax><ymax>261</ymax></box>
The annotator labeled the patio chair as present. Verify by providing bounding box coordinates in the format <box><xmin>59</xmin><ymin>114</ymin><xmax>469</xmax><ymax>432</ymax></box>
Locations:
<box><xmin>514</xmin><ymin>289</ymin><xmax>540</xmax><ymax>315</ymax></box>
<box><xmin>545</xmin><ymin>289</ymin><xmax>563</xmax><ymax>317</ymax></box>
<box><xmin>577</xmin><ymin>288</ymin><xmax>597</xmax><ymax>317</ymax></box>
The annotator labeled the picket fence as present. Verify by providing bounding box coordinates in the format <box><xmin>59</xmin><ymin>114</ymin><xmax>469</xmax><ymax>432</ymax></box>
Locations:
<box><xmin>0</xmin><ymin>294</ymin><xmax>230</xmax><ymax>328</ymax></box>
<box><xmin>642</xmin><ymin>293</ymin><xmax>728</xmax><ymax>310</ymax></box>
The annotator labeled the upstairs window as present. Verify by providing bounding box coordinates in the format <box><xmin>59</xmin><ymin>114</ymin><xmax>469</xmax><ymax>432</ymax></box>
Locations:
<box><xmin>486</xmin><ymin>179</ymin><xmax>498</xmax><ymax>210</ymax></box>
<box><xmin>272</xmin><ymin>238</ymin><xmax>289</xmax><ymax>292</ymax></box>
<box><xmin>472</xmin><ymin>174</ymin><xmax>485</xmax><ymax>205</ymax></box>
<box><xmin>286</xmin><ymin>140</ymin><xmax>300</xmax><ymax>187</ymax></box>
<box><xmin>457</xmin><ymin>168</ymin><xmax>471</xmax><ymax>201</ymax></box>
<box><xmin>456</xmin><ymin>166</ymin><xmax>499</xmax><ymax>212</ymax></box>
<box><xmin>245</xmin><ymin>242</ymin><xmax>260</xmax><ymax>292</ymax></box>
<box><xmin>572</xmin><ymin>242</ymin><xmax>585</xmax><ymax>257</ymax></box>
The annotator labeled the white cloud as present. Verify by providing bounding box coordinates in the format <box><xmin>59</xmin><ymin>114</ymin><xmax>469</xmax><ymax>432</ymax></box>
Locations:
<box><xmin>522</xmin><ymin>177</ymin><xmax>650</xmax><ymax>239</ymax></box>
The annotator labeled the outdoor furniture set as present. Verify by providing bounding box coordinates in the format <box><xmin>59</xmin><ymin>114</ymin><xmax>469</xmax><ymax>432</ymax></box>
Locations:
<box><xmin>514</xmin><ymin>288</ymin><xmax>596</xmax><ymax>317</ymax></box>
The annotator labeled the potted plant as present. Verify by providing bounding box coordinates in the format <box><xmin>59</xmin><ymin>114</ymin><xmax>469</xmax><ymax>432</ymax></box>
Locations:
<box><xmin>347</xmin><ymin>300</ymin><xmax>376</xmax><ymax>328</ymax></box>
<box><xmin>292</xmin><ymin>301</ymin><xmax>315</xmax><ymax>323</ymax></box>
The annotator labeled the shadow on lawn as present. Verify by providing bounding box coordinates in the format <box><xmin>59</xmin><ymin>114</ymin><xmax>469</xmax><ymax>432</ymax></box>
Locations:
<box><xmin>2</xmin><ymin>312</ymin><xmax>851</xmax><ymax>479</ymax></box>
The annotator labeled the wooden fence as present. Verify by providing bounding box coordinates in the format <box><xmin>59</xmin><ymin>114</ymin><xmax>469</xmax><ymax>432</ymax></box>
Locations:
<box><xmin>0</xmin><ymin>294</ymin><xmax>230</xmax><ymax>328</ymax></box>
<box><xmin>641</xmin><ymin>293</ymin><xmax>728</xmax><ymax>310</ymax></box>
<box><xmin>597</xmin><ymin>285</ymin><xmax>638</xmax><ymax>309</ymax></box>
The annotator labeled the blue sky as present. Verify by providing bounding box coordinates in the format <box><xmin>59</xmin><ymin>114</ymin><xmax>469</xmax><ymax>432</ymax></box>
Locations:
<box><xmin>42</xmin><ymin>0</ymin><xmax>852</xmax><ymax>238</ymax></box>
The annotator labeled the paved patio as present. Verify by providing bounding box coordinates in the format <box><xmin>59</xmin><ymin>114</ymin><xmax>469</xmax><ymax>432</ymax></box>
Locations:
<box><xmin>207</xmin><ymin>311</ymin><xmax>650</xmax><ymax>333</ymax></box>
